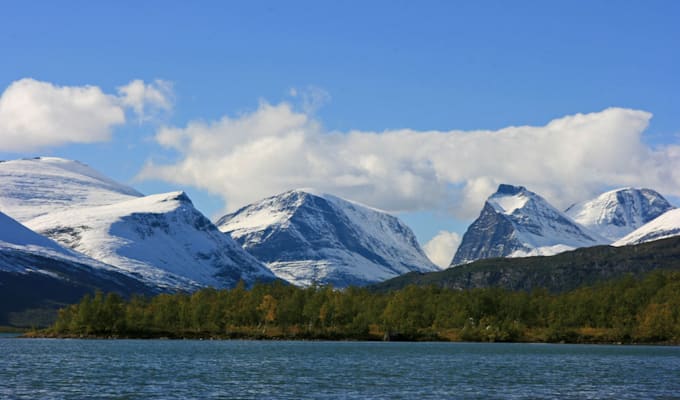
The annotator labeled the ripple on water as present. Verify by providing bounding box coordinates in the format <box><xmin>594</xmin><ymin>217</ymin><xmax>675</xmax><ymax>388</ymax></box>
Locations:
<box><xmin>0</xmin><ymin>340</ymin><xmax>679</xmax><ymax>399</ymax></box>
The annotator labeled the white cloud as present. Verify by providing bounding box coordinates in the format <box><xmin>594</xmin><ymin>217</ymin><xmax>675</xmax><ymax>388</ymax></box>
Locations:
<box><xmin>423</xmin><ymin>231</ymin><xmax>461</xmax><ymax>269</ymax></box>
<box><xmin>138</xmin><ymin>101</ymin><xmax>680</xmax><ymax>222</ymax></box>
<box><xmin>289</xmin><ymin>85</ymin><xmax>331</xmax><ymax>114</ymax></box>
<box><xmin>0</xmin><ymin>78</ymin><xmax>173</xmax><ymax>152</ymax></box>
<box><xmin>118</xmin><ymin>79</ymin><xmax>173</xmax><ymax>121</ymax></box>
<box><xmin>0</xmin><ymin>78</ymin><xmax>125</xmax><ymax>151</ymax></box>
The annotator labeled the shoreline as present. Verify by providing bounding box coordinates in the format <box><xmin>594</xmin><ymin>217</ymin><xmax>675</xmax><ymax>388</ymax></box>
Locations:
<box><xmin>21</xmin><ymin>330</ymin><xmax>680</xmax><ymax>346</ymax></box>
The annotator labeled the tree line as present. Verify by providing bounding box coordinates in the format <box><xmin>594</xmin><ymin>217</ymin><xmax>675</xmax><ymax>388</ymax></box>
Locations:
<box><xmin>44</xmin><ymin>270</ymin><xmax>680</xmax><ymax>343</ymax></box>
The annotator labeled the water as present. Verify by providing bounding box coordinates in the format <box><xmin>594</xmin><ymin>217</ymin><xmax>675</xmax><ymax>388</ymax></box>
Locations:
<box><xmin>1</xmin><ymin>339</ymin><xmax>679</xmax><ymax>399</ymax></box>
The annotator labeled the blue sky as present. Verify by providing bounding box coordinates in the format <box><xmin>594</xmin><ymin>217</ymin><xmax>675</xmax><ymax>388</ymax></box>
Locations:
<box><xmin>1</xmin><ymin>1</ymin><xmax>679</xmax><ymax>264</ymax></box>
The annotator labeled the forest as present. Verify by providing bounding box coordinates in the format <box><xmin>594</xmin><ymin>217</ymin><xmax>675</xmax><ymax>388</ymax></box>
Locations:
<box><xmin>40</xmin><ymin>270</ymin><xmax>680</xmax><ymax>344</ymax></box>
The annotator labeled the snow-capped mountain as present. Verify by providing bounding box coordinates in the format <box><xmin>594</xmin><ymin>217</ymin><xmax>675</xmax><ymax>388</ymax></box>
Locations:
<box><xmin>0</xmin><ymin>209</ymin><xmax>132</xmax><ymax>277</ymax></box>
<box><xmin>451</xmin><ymin>184</ymin><xmax>605</xmax><ymax>266</ymax></box>
<box><xmin>25</xmin><ymin>191</ymin><xmax>277</xmax><ymax>290</ymax></box>
<box><xmin>0</xmin><ymin>157</ymin><xmax>142</xmax><ymax>222</ymax></box>
<box><xmin>565</xmin><ymin>188</ymin><xmax>674</xmax><ymax>242</ymax></box>
<box><xmin>0</xmin><ymin>210</ymin><xmax>73</xmax><ymax>260</ymax></box>
<box><xmin>0</xmin><ymin>210</ymin><xmax>154</xmax><ymax>324</ymax></box>
<box><xmin>216</xmin><ymin>189</ymin><xmax>439</xmax><ymax>287</ymax></box>
<box><xmin>0</xmin><ymin>157</ymin><xmax>274</xmax><ymax>290</ymax></box>
<box><xmin>613</xmin><ymin>208</ymin><xmax>680</xmax><ymax>246</ymax></box>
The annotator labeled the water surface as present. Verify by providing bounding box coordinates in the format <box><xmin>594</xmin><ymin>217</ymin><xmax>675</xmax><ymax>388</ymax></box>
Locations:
<box><xmin>1</xmin><ymin>339</ymin><xmax>678</xmax><ymax>399</ymax></box>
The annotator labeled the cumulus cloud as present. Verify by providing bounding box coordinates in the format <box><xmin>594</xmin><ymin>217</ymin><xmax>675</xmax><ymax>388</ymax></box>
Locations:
<box><xmin>138</xmin><ymin>100</ymin><xmax>680</xmax><ymax>221</ymax></box>
<box><xmin>0</xmin><ymin>79</ymin><xmax>125</xmax><ymax>151</ymax></box>
<box><xmin>118</xmin><ymin>79</ymin><xmax>173</xmax><ymax>121</ymax></box>
<box><xmin>0</xmin><ymin>78</ymin><xmax>173</xmax><ymax>152</ymax></box>
<box><xmin>423</xmin><ymin>231</ymin><xmax>462</xmax><ymax>269</ymax></box>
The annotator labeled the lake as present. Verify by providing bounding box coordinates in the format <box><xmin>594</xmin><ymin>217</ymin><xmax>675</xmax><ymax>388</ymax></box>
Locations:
<box><xmin>1</xmin><ymin>338</ymin><xmax>678</xmax><ymax>399</ymax></box>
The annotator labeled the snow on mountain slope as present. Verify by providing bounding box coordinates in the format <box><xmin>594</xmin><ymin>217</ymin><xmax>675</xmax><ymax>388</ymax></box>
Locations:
<box><xmin>0</xmin><ymin>209</ymin><xmax>134</xmax><ymax>273</ymax></box>
<box><xmin>613</xmin><ymin>208</ymin><xmax>680</xmax><ymax>246</ymax></box>
<box><xmin>451</xmin><ymin>184</ymin><xmax>605</xmax><ymax>266</ymax></box>
<box><xmin>565</xmin><ymin>188</ymin><xmax>674</xmax><ymax>242</ymax></box>
<box><xmin>216</xmin><ymin>189</ymin><xmax>439</xmax><ymax>287</ymax></box>
<box><xmin>26</xmin><ymin>191</ymin><xmax>276</xmax><ymax>290</ymax></box>
<box><xmin>0</xmin><ymin>212</ymin><xmax>156</xmax><ymax>323</ymax></box>
<box><xmin>0</xmin><ymin>209</ymin><xmax>154</xmax><ymax>299</ymax></box>
<box><xmin>0</xmin><ymin>210</ymin><xmax>70</xmax><ymax>258</ymax></box>
<box><xmin>0</xmin><ymin>157</ymin><xmax>142</xmax><ymax>222</ymax></box>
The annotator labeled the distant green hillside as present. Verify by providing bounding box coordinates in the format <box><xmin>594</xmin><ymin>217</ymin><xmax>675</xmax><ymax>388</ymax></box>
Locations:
<box><xmin>373</xmin><ymin>236</ymin><xmax>680</xmax><ymax>293</ymax></box>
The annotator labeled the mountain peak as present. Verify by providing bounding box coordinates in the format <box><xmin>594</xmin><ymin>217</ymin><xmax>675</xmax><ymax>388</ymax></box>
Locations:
<box><xmin>487</xmin><ymin>184</ymin><xmax>534</xmax><ymax>215</ymax></box>
<box><xmin>288</xmin><ymin>187</ymin><xmax>324</xmax><ymax>196</ymax></box>
<box><xmin>28</xmin><ymin>156</ymin><xmax>81</xmax><ymax>163</ymax></box>
<box><xmin>495</xmin><ymin>184</ymin><xmax>528</xmax><ymax>196</ymax></box>
<box><xmin>565</xmin><ymin>187</ymin><xmax>674</xmax><ymax>242</ymax></box>
<box><xmin>217</xmin><ymin>190</ymin><xmax>438</xmax><ymax>287</ymax></box>
<box><xmin>160</xmin><ymin>191</ymin><xmax>192</xmax><ymax>204</ymax></box>
<box><xmin>0</xmin><ymin>157</ymin><xmax>142</xmax><ymax>222</ymax></box>
<box><xmin>452</xmin><ymin>185</ymin><xmax>603</xmax><ymax>266</ymax></box>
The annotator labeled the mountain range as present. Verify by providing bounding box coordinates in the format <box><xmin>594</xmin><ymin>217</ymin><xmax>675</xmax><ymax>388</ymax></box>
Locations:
<box><xmin>26</xmin><ymin>191</ymin><xmax>276</xmax><ymax>291</ymax></box>
<box><xmin>0</xmin><ymin>158</ymin><xmax>437</xmax><ymax>291</ymax></box>
<box><xmin>451</xmin><ymin>184</ymin><xmax>605</xmax><ymax>265</ymax></box>
<box><xmin>451</xmin><ymin>184</ymin><xmax>675</xmax><ymax>266</ymax></box>
<box><xmin>1</xmin><ymin>157</ymin><xmax>680</xmax><ymax>325</ymax></box>
<box><xmin>0</xmin><ymin>158</ymin><xmax>276</xmax><ymax>291</ymax></box>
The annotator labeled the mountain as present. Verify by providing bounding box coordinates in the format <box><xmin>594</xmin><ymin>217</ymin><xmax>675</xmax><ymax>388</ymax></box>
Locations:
<box><xmin>216</xmin><ymin>189</ymin><xmax>439</xmax><ymax>287</ymax></box>
<box><xmin>25</xmin><ymin>191</ymin><xmax>277</xmax><ymax>291</ymax></box>
<box><xmin>0</xmin><ymin>157</ymin><xmax>142</xmax><ymax>222</ymax></box>
<box><xmin>451</xmin><ymin>184</ymin><xmax>604</xmax><ymax>266</ymax></box>
<box><xmin>613</xmin><ymin>208</ymin><xmax>680</xmax><ymax>246</ymax></box>
<box><xmin>565</xmin><ymin>188</ymin><xmax>674</xmax><ymax>242</ymax></box>
<box><xmin>0</xmin><ymin>211</ymin><xmax>153</xmax><ymax>326</ymax></box>
<box><xmin>374</xmin><ymin>236</ymin><xmax>680</xmax><ymax>293</ymax></box>
<box><xmin>0</xmin><ymin>209</ymin><xmax>72</xmax><ymax>257</ymax></box>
